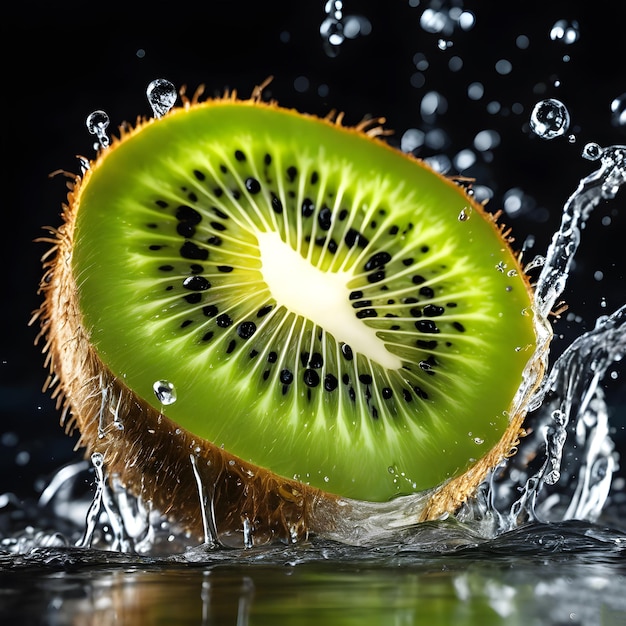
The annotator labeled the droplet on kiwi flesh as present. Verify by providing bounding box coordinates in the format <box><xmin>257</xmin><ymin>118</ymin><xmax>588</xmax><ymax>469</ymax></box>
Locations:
<box><xmin>46</xmin><ymin>98</ymin><xmax>537</xmax><ymax>513</ymax></box>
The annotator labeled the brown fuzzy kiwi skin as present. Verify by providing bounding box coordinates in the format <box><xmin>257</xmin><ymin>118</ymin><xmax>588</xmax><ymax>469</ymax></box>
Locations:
<box><xmin>32</xmin><ymin>85</ymin><xmax>546</xmax><ymax>547</ymax></box>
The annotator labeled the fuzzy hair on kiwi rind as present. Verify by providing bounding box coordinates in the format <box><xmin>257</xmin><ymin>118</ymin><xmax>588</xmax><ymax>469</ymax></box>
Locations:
<box><xmin>34</xmin><ymin>82</ymin><xmax>544</xmax><ymax>546</ymax></box>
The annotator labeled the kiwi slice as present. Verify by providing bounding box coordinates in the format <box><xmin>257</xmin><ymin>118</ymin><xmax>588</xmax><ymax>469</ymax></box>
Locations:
<box><xmin>36</xmin><ymin>86</ymin><xmax>539</xmax><ymax>545</ymax></box>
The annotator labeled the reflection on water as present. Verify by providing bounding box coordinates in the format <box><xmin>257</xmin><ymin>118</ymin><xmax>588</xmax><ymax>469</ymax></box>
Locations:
<box><xmin>1</xmin><ymin>521</ymin><xmax>625</xmax><ymax>625</ymax></box>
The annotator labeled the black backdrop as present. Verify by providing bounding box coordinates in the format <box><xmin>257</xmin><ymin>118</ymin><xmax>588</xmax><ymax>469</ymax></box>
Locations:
<box><xmin>2</xmin><ymin>1</ymin><xmax>625</xmax><ymax>500</ymax></box>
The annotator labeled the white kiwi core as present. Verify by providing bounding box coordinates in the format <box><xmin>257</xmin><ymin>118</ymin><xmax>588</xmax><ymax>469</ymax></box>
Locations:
<box><xmin>256</xmin><ymin>230</ymin><xmax>402</xmax><ymax>370</ymax></box>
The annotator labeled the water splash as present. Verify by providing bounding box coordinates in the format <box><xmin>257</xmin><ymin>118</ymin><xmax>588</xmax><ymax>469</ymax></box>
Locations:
<box><xmin>458</xmin><ymin>144</ymin><xmax>626</xmax><ymax>533</ymax></box>
<box><xmin>76</xmin><ymin>452</ymin><xmax>132</xmax><ymax>552</ymax></box>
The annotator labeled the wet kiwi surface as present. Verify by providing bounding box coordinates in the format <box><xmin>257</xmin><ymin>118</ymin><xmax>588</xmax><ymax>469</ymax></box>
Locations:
<box><xmin>38</xmin><ymin>88</ymin><xmax>538</xmax><ymax>544</ymax></box>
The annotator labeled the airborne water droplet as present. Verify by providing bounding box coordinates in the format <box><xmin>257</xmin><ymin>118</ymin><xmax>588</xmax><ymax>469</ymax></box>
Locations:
<box><xmin>549</xmin><ymin>19</ymin><xmax>580</xmax><ymax>45</ymax></box>
<box><xmin>582</xmin><ymin>142</ymin><xmax>602</xmax><ymax>161</ymax></box>
<box><xmin>529</xmin><ymin>98</ymin><xmax>570</xmax><ymax>140</ymax></box>
<box><xmin>86</xmin><ymin>110</ymin><xmax>110</xmax><ymax>149</ymax></box>
<box><xmin>146</xmin><ymin>79</ymin><xmax>177</xmax><ymax>118</ymax></box>
<box><xmin>611</xmin><ymin>93</ymin><xmax>626</xmax><ymax>127</ymax></box>
<box><xmin>153</xmin><ymin>380</ymin><xmax>177</xmax><ymax>405</ymax></box>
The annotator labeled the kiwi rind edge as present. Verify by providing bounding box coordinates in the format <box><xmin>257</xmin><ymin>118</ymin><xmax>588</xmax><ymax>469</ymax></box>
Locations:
<box><xmin>34</xmin><ymin>84</ymin><xmax>547</xmax><ymax>546</ymax></box>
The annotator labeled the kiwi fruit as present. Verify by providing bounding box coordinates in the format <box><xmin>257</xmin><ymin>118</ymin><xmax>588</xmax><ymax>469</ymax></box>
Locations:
<box><xmin>35</xmin><ymin>83</ymin><xmax>541</xmax><ymax>546</ymax></box>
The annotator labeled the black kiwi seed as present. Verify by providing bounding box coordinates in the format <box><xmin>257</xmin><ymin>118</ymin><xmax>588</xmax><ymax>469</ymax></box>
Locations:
<box><xmin>324</xmin><ymin>374</ymin><xmax>338</xmax><ymax>391</ymax></box>
<box><xmin>302</xmin><ymin>198</ymin><xmax>315</xmax><ymax>217</ymax></box>
<box><xmin>318</xmin><ymin>206</ymin><xmax>332</xmax><ymax>230</ymax></box>
<box><xmin>363</xmin><ymin>252</ymin><xmax>392</xmax><ymax>271</ymax></box>
<box><xmin>341</xmin><ymin>344</ymin><xmax>354</xmax><ymax>360</ymax></box>
<box><xmin>286</xmin><ymin>166</ymin><xmax>297</xmax><ymax>182</ymax></box>
<box><xmin>180</xmin><ymin>241</ymin><xmax>209</xmax><ymax>260</ymax></box>
<box><xmin>202</xmin><ymin>305</ymin><xmax>218</xmax><ymax>317</ymax></box>
<box><xmin>271</xmin><ymin>193</ymin><xmax>283</xmax><ymax>214</ymax></box>
<box><xmin>245</xmin><ymin>177</ymin><xmax>261</xmax><ymax>194</ymax></box>
<box><xmin>216</xmin><ymin>313</ymin><xmax>232</xmax><ymax>327</ymax></box>
<box><xmin>183</xmin><ymin>276</ymin><xmax>210</xmax><ymax>291</ymax></box>
<box><xmin>280</xmin><ymin>369</ymin><xmax>294</xmax><ymax>384</ymax></box>
<box><xmin>303</xmin><ymin>369</ymin><xmax>320</xmax><ymax>387</ymax></box>
<box><xmin>237</xmin><ymin>321</ymin><xmax>256</xmax><ymax>339</ymax></box>
<box><xmin>176</xmin><ymin>205</ymin><xmax>202</xmax><ymax>223</ymax></box>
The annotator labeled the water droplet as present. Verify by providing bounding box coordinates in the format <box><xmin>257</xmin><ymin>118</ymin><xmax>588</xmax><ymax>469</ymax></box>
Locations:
<box><xmin>400</xmin><ymin>128</ymin><xmax>425</xmax><ymax>153</ymax></box>
<box><xmin>153</xmin><ymin>380</ymin><xmax>177</xmax><ymax>405</ymax></box>
<box><xmin>549</xmin><ymin>19</ymin><xmax>580</xmax><ymax>45</ymax></box>
<box><xmin>611</xmin><ymin>93</ymin><xmax>626</xmax><ymax>127</ymax></box>
<box><xmin>453</xmin><ymin>149</ymin><xmax>476</xmax><ymax>171</ymax></box>
<box><xmin>448</xmin><ymin>55</ymin><xmax>463</xmax><ymax>72</ymax></box>
<box><xmin>551</xmin><ymin>409</ymin><xmax>567</xmax><ymax>426</ymax></box>
<box><xmin>467</xmin><ymin>82</ymin><xmax>484</xmax><ymax>101</ymax></box>
<box><xmin>424</xmin><ymin>154</ymin><xmax>451</xmax><ymax>174</ymax></box>
<box><xmin>473</xmin><ymin>437</ymin><xmax>484</xmax><ymax>445</ymax></box>
<box><xmin>421</xmin><ymin>91</ymin><xmax>448</xmax><ymax>120</ymax></box>
<box><xmin>474</xmin><ymin>129</ymin><xmax>500</xmax><ymax>151</ymax></box>
<box><xmin>507</xmin><ymin>269</ymin><xmax>518</xmax><ymax>277</ymax></box>
<box><xmin>495</xmin><ymin>261</ymin><xmax>507</xmax><ymax>273</ymax></box>
<box><xmin>293</xmin><ymin>75</ymin><xmax>310</xmax><ymax>93</ymax></box>
<box><xmin>91</xmin><ymin>451</ymin><xmax>104</xmax><ymax>468</ymax></box>
<box><xmin>495</xmin><ymin>59</ymin><xmax>513</xmax><ymax>75</ymax></box>
<box><xmin>437</xmin><ymin>38</ymin><xmax>453</xmax><ymax>50</ymax></box>
<box><xmin>458</xmin><ymin>11</ymin><xmax>475</xmax><ymax>31</ymax></box>
<box><xmin>86</xmin><ymin>110</ymin><xmax>110</xmax><ymax>149</ymax></box>
<box><xmin>458</xmin><ymin>207</ymin><xmax>472</xmax><ymax>221</ymax></box>
<box><xmin>325</xmin><ymin>0</ymin><xmax>343</xmax><ymax>20</ymax></box>
<box><xmin>425</xmin><ymin>128</ymin><xmax>448</xmax><ymax>149</ymax></box>
<box><xmin>486</xmin><ymin>101</ymin><xmax>501</xmax><ymax>115</ymax></box>
<box><xmin>582</xmin><ymin>142</ymin><xmax>602</xmax><ymax>161</ymax></box>
<box><xmin>472</xmin><ymin>185</ymin><xmax>493</xmax><ymax>204</ymax></box>
<box><xmin>544</xmin><ymin>469</ymin><xmax>561</xmax><ymax>485</ymax></box>
<box><xmin>420</xmin><ymin>9</ymin><xmax>448</xmax><ymax>34</ymax></box>
<box><xmin>320</xmin><ymin>18</ymin><xmax>344</xmax><ymax>51</ymax></box>
<box><xmin>343</xmin><ymin>15</ymin><xmax>371</xmax><ymax>39</ymax></box>
<box><xmin>146</xmin><ymin>79</ymin><xmax>177</xmax><ymax>118</ymax></box>
<box><xmin>320</xmin><ymin>1</ymin><xmax>372</xmax><ymax>57</ymax></box>
<box><xmin>529</xmin><ymin>98</ymin><xmax>570</xmax><ymax>140</ymax></box>
<box><xmin>413</xmin><ymin>52</ymin><xmax>429</xmax><ymax>71</ymax></box>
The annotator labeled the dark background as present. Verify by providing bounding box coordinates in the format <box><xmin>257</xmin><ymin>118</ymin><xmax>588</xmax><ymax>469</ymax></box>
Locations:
<box><xmin>2</xmin><ymin>1</ymin><xmax>625</xmax><ymax>500</ymax></box>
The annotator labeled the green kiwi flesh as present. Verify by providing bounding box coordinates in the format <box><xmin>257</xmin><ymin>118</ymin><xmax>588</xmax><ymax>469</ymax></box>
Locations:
<box><xmin>64</xmin><ymin>97</ymin><xmax>536</xmax><ymax>504</ymax></box>
<box><xmin>38</xmin><ymin>89</ymin><xmax>541</xmax><ymax>546</ymax></box>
